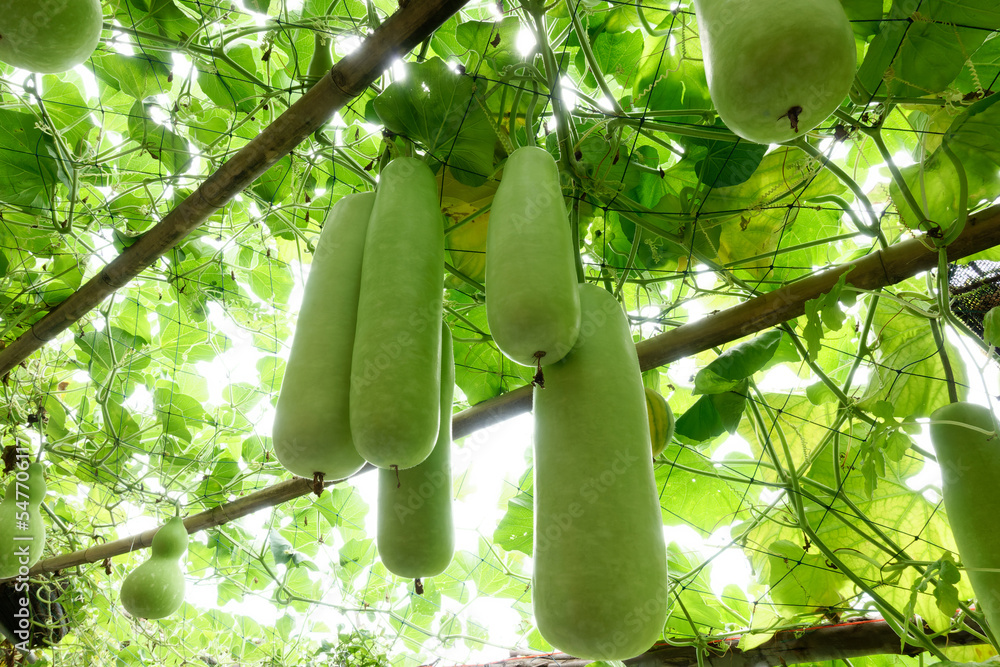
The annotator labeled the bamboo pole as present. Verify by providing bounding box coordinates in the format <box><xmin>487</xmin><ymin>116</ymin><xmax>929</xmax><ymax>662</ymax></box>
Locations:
<box><xmin>453</xmin><ymin>204</ymin><xmax>1000</xmax><ymax>438</ymax></box>
<box><xmin>448</xmin><ymin>619</ymin><xmax>985</xmax><ymax>667</ymax></box>
<box><xmin>0</xmin><ymin>0</ymin><xmax>473</xmax><ymax>379</ymax></box>
<box><xmin>19</xmin><ymin>205</ymin><xmax>1000</xmax><ymax>576</ymax></box>
<box><xmin>17</xmin><ymin>466</ymin><xmax>371</xmax><ymax>578</ymax></box>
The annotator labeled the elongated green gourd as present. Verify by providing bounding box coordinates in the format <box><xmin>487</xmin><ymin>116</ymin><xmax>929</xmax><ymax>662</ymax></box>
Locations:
<box><xmin>0</xmin><ymin>462</ymin><xmax>46</xmax><ymax>578</ymax></box>
<box><xmin>272</xmin><ymin>193</ymin><xmax>373</xmax><ymax>481</ymax></box>
<box><xmin>377</xmin><ymin>321</ymin><xmax>455</xmax><ymax>579</ymax></box>
<box><xmin>121</xmin><ymin>516</ymin><xmax>188</xmax><ymax>619</ymax></box>
<box><xmin>693</xmin><ymin>0</ymin><xmax>856</xmax><ymax>144</ymax></box>
<box><xmin>533</xmin><ymin>283</ymin><xmax>668</xmax><ymax>660</ymax></box>
<box><xmin>486</xmin><ymin>147</ymin><xmax>581</xmax><ymax>367</ymax></box>
<box><xmin>929</xmin><ymin>402</ymin><xmax>1000</xmax><ymax>639</ymax></box>
<box><xmin>351</xmin><ymin>158</ymin><xmax>444</xmax><ymax>470</ymax></box>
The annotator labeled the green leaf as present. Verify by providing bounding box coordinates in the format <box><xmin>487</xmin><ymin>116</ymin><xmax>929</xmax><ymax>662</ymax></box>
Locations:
<box><xmin>694</xmin><ymin>330</ymin><xmax>782</xmax><ymax>395</ymax></box>
<box><xmin>373</xmin><ymin>58</ymin><xmax>495</xmax><ymax>186</ymax></box>
<box><xmin>681</xmin><ymin>122</ymin><xmax>768</xmax><ymax>189</ymax></box>
<box><xmin>455</xmin><ymin>17</ymin><xmax>522</xmax><ymax>72</ymax></box>
<box><xmin>766</xmin><ymin>539</ymin><xmax>852</xmax><ymax>618</ymax></box>
<box><xmin>802</xmin><ymin>271</ymin><xmax>852</xmax><ymax>361</ymax></box>
<box><xmin>860</xmin><ymin>299</ymin><xmax>968</xmax><ymax>418</ymax></box>
<box><xmin>93</xmin><ymin>53</ymin><xmax>172</xmax><ymax>101</ymax></box>
<box><xmin>674</xmin><ymin>381</ymin><xmax>748</xmax><ymax>443</ymax></box>
<box><xmin>891</xmin><ymin>93</ymin><xmax>1000</xmax><ymax>232</ymax></box>
<box><xmin>0</xmin><ymin>109</ymin><xmax>70</xmax><ymax>210</ymax></box>
<box><xmin>856</xmin><ymin>0</ymin><xmax>1000</xmax><ymax>99</ymax></box>
<box><xmin>493</xmin><ymin>493</ymin><xmax>533</xmax><ymax>556</ymax></box>
<box><xmin>633</xmin><ymin>35</ymin><xmax>711</xmax><ymax>121</ymax></box>
<box><xmin>985</xmin><ymin>305</ymin><xmax>1000</xmax><ymax>347</ymax></box>
<box><xmin>269</xmin><ymin>530</ymin><xmax>310</xmax><ymax>567</ymax></box>
<box><xmin>126</xmin><ymin>100</ymin><xmax>193</xmax><ymax>175</ymax></box>
<box><xmin>198</xmin><ymin>44</ymin><xmax>260</xmax><ymax>114</ymax></box>
<box><xmin>591</xmin><ymin>30</ymin><xmax>643</xmax><ymax>87</ymax></box>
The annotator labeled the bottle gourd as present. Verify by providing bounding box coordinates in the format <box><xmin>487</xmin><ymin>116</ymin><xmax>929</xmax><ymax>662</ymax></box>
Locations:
<box><xmin>377</xmin><ymin>322</ymin><xmax>456</xmax><ymax>579</ymax></box>
<box><xmin>0</xmin><ymin>462</ymin><xmax>46</xmax><ymax>578</ymax></box>
<box><xmin>532</xmin><ymin>284</ymin><xmax>668</xmax><ymax>660</ymax></box>
<box><xmin>929</xmin><ymin>402</ymin><xmax>1000</xmax><ymax>640</ymax></box>
<box><xmin>0</xmin><ymin>0</ymin><xmax>103</xmax><ymax>73</ymax></box>
<box><xmin>351</xmin><ymin>158</ymin><xmax>444</xmax><ymax>470</ymax></box>
<box><xmin>120</xmin><ymin>516</ymin><xmax>188</xmax><ymax>619</ymax></box>
<box><xmin>692</xmin><ymin>0</ymin><xmax>856</xmax><ymax>144</ymax></box>
<box><xmin>272</xmin><ymin>192</ymin><xmax>373</xmax><ymax>481</ymax></box>
<box><xmin>486</xmin><ymin>147</ymin><xmax>581</xmax><ymax>367</ymax></box>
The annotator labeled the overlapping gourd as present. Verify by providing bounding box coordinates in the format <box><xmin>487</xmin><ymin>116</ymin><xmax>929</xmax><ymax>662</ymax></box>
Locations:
<box><xmin>929</xmin><ymin>402</ymin><xmax>1000</xmax><ymax>641</ymax></box>
<box><xmin>0</xmin><ymin>462</ymin><xmax>47</xmax><ymax>578</ymax></box>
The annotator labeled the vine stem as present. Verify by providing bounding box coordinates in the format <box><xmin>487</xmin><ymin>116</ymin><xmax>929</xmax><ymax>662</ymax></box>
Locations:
<box><xmin>792</xmin><ymin>136</ymin><xmax>885</xmax><ymax>247</ymax></box>
<box><xmin>749</xmin><ymin>397</ymin><xmax>950</xmax><ymax>661</ymax></box>
<box><xmin>564</xmin><ymin>0</ymin><xmax>624</xmax><ymax>116</ymax></box>
<box><xmin>524</xmin><ymin>1</ymin><xmax>580</xmax><ymax>176</ymax></box>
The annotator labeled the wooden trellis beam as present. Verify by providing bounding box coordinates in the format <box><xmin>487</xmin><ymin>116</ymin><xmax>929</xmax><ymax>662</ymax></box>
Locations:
<box><xmin>454</xmin><ymin>619</ymin><xmax>986</xmax><ymax>667</ymax></box>
<box><xmin>0</xmin><ymin>0</ymin><xmax>473</xmax><ymax>378</ymax></box>
<box><xmin>452</xmin><ymin>204</ymin><xmax>1000</xmax><ymax>438</ymax></box>
<box><xmin>14</xmin><ymin>205</ymin><xmax>1000</xmax><ymax>579</ymax></box>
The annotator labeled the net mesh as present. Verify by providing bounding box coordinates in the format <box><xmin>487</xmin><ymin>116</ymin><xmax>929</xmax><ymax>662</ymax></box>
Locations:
<box><xmin>0</xmin><ymin>0</ymin><xmax>997</xmax><ymax>665</ymax></box>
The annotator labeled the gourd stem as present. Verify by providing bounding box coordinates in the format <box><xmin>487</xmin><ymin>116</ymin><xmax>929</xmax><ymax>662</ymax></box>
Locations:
<box><xmin>792</xmin><ymin>137</ymin><xmax>885</xmax><ymax>247</ymax></box>
<box><xmin>565</xmin><ymin>0</ymin><xmax>625</xmax><ymax>116</ymax></box>
<box><xmin>857</xmin><ymin>117</ymin><xmax>939</xmax><ymax>239</ymax></box>
<box><xmin>524</xmin><ymin>2</ymin><xmax>580</xmax><ymax>176</ymax></box>
<box><xmin>751</xmin><ymin>397</ymin><xmax>949</xmax><ymax>659</ymax></box>
<box><xmin>940</xmin><ymin>139</ymin><xmax>969</xmax><ymax>246</ymax></box>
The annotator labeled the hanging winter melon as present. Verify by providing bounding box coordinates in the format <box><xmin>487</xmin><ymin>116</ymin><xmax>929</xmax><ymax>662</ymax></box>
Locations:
<box><xmin>532</xmin><ymin>283</ymin><xmax>668</xmax><ymax>660</ymax></box>
<box><xmin>692</xmin><ymin>0</ymin><xmax>856</xmax><ymax>144</ymax></box>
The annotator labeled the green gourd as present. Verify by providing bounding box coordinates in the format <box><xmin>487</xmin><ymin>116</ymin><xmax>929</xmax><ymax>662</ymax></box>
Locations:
<box><xmin>0</xmin><ymin>0</ymin><xmax>103</xmax><ymax>73</ymax></box>
<box><xmin>351</xmin><ymin>158</ymin><xmax>444</xmax><ymax>470</ymax></box>
<box><xmin>377</xmin><ymin>321</ymin><xmax>455</xmax><ymax>579</ymax></box>
<box><xmin>486</xmin><ymin>147</ymin><xmax>581</xmax><ymax>367</ymax></box>
<box><xmin>273</xmin><ymin>192</ymin><xmax>373</xmax><ymax>481</ymax></box>
<box><xmin>303</xmin><ymin>33</ymin><xmax>334</xmax><ymax>86</ymax></box>
<box><xmin>533</xmin><ymin>283</ymin><xmax>668</xmax><ymax>660</ymax></box>
<box><xmin>0</xmin><ymin>462</ymin><xmax>46</xmax><ymax>578</ymax></box>
<box><xmin>692</xmin><ymin>0</ymin><xmax>856</xmax><ymax>144</ymax></box>
<box><xmin>929</xmin><ymin>402</ymin><xmax>1000</xmax><ymax>641</ymax></box>
<box><xmin>645</xmin><ymin>387</ymin><xmax>675</xmax><ymax>459</ymax></box>
<box><xmin>120</xmin><ymin>516</ymin><xmax>188</xmax><ymax>619</ymax></box>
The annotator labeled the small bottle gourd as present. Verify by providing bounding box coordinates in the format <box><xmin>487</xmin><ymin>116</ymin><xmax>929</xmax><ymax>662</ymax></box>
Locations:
<box><xmin>0</xmin><ymin>462</ymin><xmax>46</xmax><ymax>578</ymax></box>
<box><xmin>272</xmin><ymin>192</ymin><xmax>373</xmax><ymax>481</ymax></box>
<box><xmin>351</xmin><ymin>158</ymin><xmax>444</xmax><ymax>470</ymax></box>
<box><xmin>532</xmin><ymin>283</ymin><xmax>668</xmax><ymax>660</ymax></box>
<box><xmin>929</xmin><ymin>401</ymin><xmax>1000</xmax><ymax>641</ymax></box>
<box><xmin>377</xmin><ymin>321</ymin><xmax>456</xmax><ymax>579</ymax></box>
<box><xmin>692</xmin><ymin>0</ymin><xmax>856</xmax><ymax>144</ymax></box>
<box><xmin>486</xmin><ymin>147</ymin><xmax>581</xmax><ymax>367</ymax></box>
<box><xmin>120</xmin><ymin>516</ymin><xmax>188</xmax><ymax>619</ymax></box>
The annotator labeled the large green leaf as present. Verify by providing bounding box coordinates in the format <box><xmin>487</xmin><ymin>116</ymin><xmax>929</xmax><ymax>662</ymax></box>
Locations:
<box><xmin>891</xmin><ymin>94</ymin><xmax>1000</xmax><ymax>231</ymax></box>
<box><xmin>93</xmin><ymin>53</ymin><xmax>172</xmax><ymax>101</ymax></box>
<box><xmin>373</xmin><ymin>58</ymin><xmax>495</xmax><ymax>186</ymax></box>
<box><xmin>126</xmin><ymin>100</ymin><xmax>193</xmax><ymax>174</ymax></box>
<box><xmin>0</xmin><ymin>109</ymin><xmax>71</xmax><ymax>210</ymax></box>
<box><xmin>856</xmin><ymin>0</ymin><xmax>1000</xmax><ymax>99</ymax></box>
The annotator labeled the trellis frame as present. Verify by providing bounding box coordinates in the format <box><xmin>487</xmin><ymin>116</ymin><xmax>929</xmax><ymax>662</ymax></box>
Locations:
<box><xmin>1</xmin><ymin>1</ymin><xmax>998</xmax><ymax>664</ymax></box>
<box><xmin>0</xmin><ymin>0</ymin><xmax>473</xmax><ymax>378</ymax></box>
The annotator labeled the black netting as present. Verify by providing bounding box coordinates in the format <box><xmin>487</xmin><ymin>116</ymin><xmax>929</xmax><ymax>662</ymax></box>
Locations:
<box><xmin>949</xmin><ymin>260</ymin><xmax>1000</xmax><ymax>338</ymax></box>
